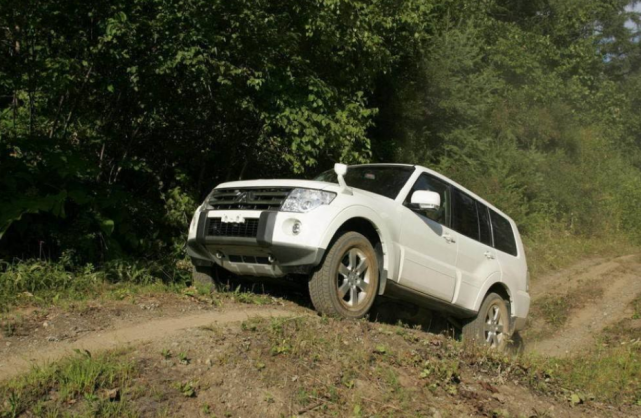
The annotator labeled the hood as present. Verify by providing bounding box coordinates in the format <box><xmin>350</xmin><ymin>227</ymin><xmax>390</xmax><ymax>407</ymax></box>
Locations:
<box><xmin>215</xmin><ymin>179</ymin><xmax>339</xmax><ymax>192</ymax></box>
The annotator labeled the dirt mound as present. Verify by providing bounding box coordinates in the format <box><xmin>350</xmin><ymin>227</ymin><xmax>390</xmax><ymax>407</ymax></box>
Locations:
<box><xmin>4</xmin><ymin>311</ymin><xmax>637</xmax><ymax>417</ymax></box>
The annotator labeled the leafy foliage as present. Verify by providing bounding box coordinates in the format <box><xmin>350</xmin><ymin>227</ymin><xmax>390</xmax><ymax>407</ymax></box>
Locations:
<box><xmin>0</xmin><ymin>0</ymin><xmax>640</xmax><ymax>265</ymax></box>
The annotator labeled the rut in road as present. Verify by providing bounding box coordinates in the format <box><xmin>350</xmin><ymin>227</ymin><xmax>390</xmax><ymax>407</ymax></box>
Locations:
<box><xmin>0</xmin><ymin>307</ymin><xmax>297</xmax><ymax>382</ymax></box>
<box><xmin>527</xmin><ymin>254</ymin><xmax>641</xmax><ymax>357</ymax></box>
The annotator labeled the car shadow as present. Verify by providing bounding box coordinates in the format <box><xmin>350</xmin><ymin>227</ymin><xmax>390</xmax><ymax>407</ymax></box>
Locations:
<box><xmin>216</xmin><ymin>271</ymin><xmax>455</xmax><ymax>334</ymax></box>
<box><xmin>214</xmin><ymin>271</ymin><xmax>525</xmax><ymax>354</ymax></box>
<box><xmin>214</xmin><ymin>271</ymin><xmax>315</xmax><ymax>309</ymax></box>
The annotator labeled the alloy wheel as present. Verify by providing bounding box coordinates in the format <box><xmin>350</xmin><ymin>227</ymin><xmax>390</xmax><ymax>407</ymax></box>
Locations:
<box><xmin>484</xmin><ymin>302</ymin><xmax>506</xmax><ymax>348</ymax></box>
<box><xmin>336</xmin><ymin>248</ymin><xmax>372</xmax><ymax>311</ymax></box>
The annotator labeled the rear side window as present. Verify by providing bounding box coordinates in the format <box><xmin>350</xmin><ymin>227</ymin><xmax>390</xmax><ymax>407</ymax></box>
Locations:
<box><xmin>490</xmin><ymin>210</ymin><xmax>518</xmax><ymax>256</ymax></box>
<box><xmin>452</xmin><ymin>189</ymin><xmax>479</xmax><ymax>240</ymax></box>
<box><xmin>477</xmin><ymin>202</ymin><xmax>493</xmax><ymax>247</ymax></box>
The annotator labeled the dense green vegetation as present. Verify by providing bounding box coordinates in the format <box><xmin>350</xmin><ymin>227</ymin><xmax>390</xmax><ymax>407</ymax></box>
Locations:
<box><xmin>1</xmin><ymin>0</ymin><xmax>640</xmax><ymax>269</ymax></box>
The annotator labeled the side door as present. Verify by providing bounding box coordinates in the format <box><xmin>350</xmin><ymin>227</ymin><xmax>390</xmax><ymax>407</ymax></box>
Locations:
<box><xmin>450</xmin><ymin>189</ymin><xmax>501</xmax><ymax>309</ymax></box>
<box><xmin>398</xmin><ymin>173</ymin><xmax>459</xmax><ymax>302</ymax></box>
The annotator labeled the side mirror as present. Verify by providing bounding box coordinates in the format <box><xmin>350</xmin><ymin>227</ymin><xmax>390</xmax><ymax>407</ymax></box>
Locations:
<box><xmin>334</xmin><ymin>163</ymin><xmax>348</xmax><ymax>177</ymax></box>
<box><xmin>334</xmin><ymin>163</ymin><xmax>352</xmax><ymax>195</ymax></box>
<box><xmin>411</xmin><ymin>191</ymin><xmax>441</xmax><ymax>211</ymax></box>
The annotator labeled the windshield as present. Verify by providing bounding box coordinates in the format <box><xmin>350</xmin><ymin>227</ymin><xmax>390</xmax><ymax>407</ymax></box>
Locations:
<box><xmin>314</xmin><ymin>165</ymin><xmax>415</xmax><ymax>199</ymax></box>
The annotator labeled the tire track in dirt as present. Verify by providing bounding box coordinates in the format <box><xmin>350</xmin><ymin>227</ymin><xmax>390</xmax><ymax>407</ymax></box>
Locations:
<box><xmin>527</xmin><ymin>254</ymin><xmax>641</xmax><ymax>357</ymax></box>
<box><xmin>0</xmin><ymin>306</ymin><xmax>298</xmax><ymax>381</ymax></box>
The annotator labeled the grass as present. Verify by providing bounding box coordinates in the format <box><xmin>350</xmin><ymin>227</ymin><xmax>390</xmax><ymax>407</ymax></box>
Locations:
<box><xmin>525</xmin><ymin>232</ymin><xmax>636</xmax><ymax>279</ymax></box>
<box><xmin>528</xmin><ymin>345</ymin><xmax>641</xmax><ymax>406</ymax></box>
<box><xmin>0</xmin><ymin>350</ymin><xmax>138</xmax><ymax>418</ymax></box>
<box><xmin>0</xmin><ymin>259</ymin><xmax>190</xmax><ymax>313</ymax></box>
<box><xmin>530</xmin><ymin>285</ymin><xmax>603</xmax><ymax>329</ymax></box>
<box><xmin>0</xmin><ymin>259</ymin><xmax>283</xmax><ymax>315</ymax></box>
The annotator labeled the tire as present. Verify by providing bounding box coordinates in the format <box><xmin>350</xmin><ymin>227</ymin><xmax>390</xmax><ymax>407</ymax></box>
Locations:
<box><xmin>462</xmin><ymin>292</ymin><xmax>511</xmax><ymax>350</ymax></box>
<box><xmin>192</xmin><ymin>264</ymin><xmax>218</xmax><ymax>292</ymax></box>
<box><xmin>308</xmin><ymin>231</ymin><xmax>379</xmax><ymax>319</ymax></box>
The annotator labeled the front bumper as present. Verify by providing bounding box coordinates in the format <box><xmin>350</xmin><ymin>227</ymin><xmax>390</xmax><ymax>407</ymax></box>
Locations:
<box><xmin>187</xmin><ymin>210</ymin><xmax>325</xmax><ymax>277</ymax></box>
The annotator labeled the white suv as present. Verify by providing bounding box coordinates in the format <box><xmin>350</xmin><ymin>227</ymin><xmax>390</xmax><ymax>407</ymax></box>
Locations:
<box><xmin>187</xmin><ymin>163</ymin><xmax>530</xmax><ymax>348</ymax></box>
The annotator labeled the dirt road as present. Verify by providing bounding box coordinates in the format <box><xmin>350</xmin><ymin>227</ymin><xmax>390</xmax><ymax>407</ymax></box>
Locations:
<box><xmin>0</xmin><ymin>301</ymin><xmax>302</xmax><ymax>381</ymax></box>
<box><xmin>525</xmin><ymin>254</ymin><xmax>641</xmax><ymax>357</ymax></box>
<box><xmin>2</xmin><ymin>253</ymin><xmax>641</xmax><ymax>382</ymax></box>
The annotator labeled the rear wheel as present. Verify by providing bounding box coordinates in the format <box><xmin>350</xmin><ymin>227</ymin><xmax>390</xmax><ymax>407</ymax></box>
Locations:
<box><xmin>308</xmin><ymin>232</ymin><xmax>379</xmax><ymax>319</ymax></box>
<box><xmin>462</xmin><ymin>292</ymin><xmax>511</xmax><ymax>350</ymax></box>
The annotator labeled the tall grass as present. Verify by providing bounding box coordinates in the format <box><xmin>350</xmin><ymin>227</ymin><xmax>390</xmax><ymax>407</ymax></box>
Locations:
<box><xmin>0</xmin><ymin>259</ymin><xmax>190</xmax><ymax>312</ymax></box>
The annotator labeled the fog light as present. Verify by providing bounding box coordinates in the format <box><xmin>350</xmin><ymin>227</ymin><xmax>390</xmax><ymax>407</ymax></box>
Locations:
<box><xmin>292</xmin><ymin>221</ymin><xmax>302</xmax><ymax>235</ymax></box>
<box><xmin>215</xmin><ymin>251</ymin><xmax>224</xmax><ymax>259</ymax></box>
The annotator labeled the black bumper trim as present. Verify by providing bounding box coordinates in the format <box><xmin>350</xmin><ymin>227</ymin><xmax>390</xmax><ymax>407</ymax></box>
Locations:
<box><xmin>257</xmin><ymin>211</ymin><xmax>277</xmax><ymax>247</ymax></box>
<box><xmin>195</xmin><ymin>210</ymin><xmax>209</xmax><ymax>246</ymax></box>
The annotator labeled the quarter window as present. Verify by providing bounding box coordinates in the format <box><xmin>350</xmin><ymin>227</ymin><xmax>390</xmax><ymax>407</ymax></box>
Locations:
<box><xmin>452</xmin><ymin>189</ymin><xmax>479</xmax><ymax>240</ymax></box>
<box><xmin>405</xmin><ymin>173</ymin><xmax>451</xmax><ymax>226</ymax></box>
<box><xmin>490</xmin><ymin>210</ymin><xmax>518</xmax><ymax>256</ymax></box>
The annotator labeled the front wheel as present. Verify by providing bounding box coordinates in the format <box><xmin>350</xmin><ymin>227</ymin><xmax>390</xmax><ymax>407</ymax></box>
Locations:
<box><xmin>462</xmin><ymin>292</ymin><xmax>511</xmax><ymax>350</ymax></box>
<box><xmin>308</xmin><ymin>232</ymin><xmax>379</xmax><ymax>319</ymax></box>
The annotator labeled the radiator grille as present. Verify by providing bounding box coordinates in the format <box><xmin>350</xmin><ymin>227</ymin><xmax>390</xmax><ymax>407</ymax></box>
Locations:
<box><xmin>209</xmin><ymin>188</ymin><xmax>292</xmax><ymax>211</ymax></box>
<box><xmin>207</xmin><ymin>218</ymin><xmax>259</xmax><ymax>238</ymax></box>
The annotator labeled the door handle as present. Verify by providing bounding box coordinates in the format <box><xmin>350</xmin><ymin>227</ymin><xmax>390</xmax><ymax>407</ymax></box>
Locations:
<box><xmin>443</xmin><ymin>234</ymin><xmax>456</xmax><ymax>244</ymax></box>
<box><xmin>484</xmin><ymin>251</ymin><xmax>495</xmax><ymax>260</ymax></box>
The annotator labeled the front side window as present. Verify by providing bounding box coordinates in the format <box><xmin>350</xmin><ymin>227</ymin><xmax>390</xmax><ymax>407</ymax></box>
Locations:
<box><xmin>452</xmin><ymin>188</ymin><xmax>479</xmax><ymax>240</ymax></box>
<box><xmin>314</xmin><ymin>165</ymin><xmax>415</xmax><ymax>200</ymax></box>
<box><xmin>490</xmin><ymin>210</ymin><xmax>518</xmax><ymax>256</ymax></box>
<box><xmin>404</xmin><ymin>173</ymin><xmax>451</xmax><ymax>226</ymax></box>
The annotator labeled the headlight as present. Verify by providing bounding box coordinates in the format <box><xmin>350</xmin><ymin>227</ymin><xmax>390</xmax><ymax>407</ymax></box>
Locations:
<box><xmin>281</xmin><ymin>188</ymin><xmax>336</xmax><ymax>213</ymax></box>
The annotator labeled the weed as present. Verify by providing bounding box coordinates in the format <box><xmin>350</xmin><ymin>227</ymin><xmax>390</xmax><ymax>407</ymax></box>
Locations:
<box><xmin>174</xmin><ymin>381</ymin><xmax>198</xmax><ymax>397</ymax></box>
<box><xmin>419</xmin><ymin>359</ymin><xmax>460</xmax><ymax>384</ymax></box>
<box><xmin>178</xmin><ymin>351</ymin><xmax>190</xmax><ymax>365</ymax></box>
<box><xmin>161</xmin><ymin>348</ymin><xmax>172</xmax><ymax>359</ymax></box>
<box><xmin>631</xmin><ymin>295</ymin><xmax>641</xmax><ymax>320</ymax></box>
<box><xmin>230</xmin><ymin>285</ymin><xmax>273</xmax><ymax>305</ymax></box>
<box><xmin>201</xmin><ymin>403</ymin><xmax>212</xmax><ymax>415</ymax></box>
<box><xmin>374</xmin><ymin>344</ymin><xmax>388</xmax><ymax>354</ymax></box>
<box><xmin>241</xmin><ymin>317</ymin><xmax>263</xmax><ymax>332</ymax></box>
<box><xmin>535</xmin><ymin>294</ymin><xmax>572</xmax><ymax>327</ymax></box>
<box><xmin>270</xmin><ymin>339</ymin><xmax>292</xmax><ymax>356</ymax></box>
<box><xmin>1</xmin><ymin>315</ymin><xmax>23</xmax><ymax>337</ymax></box>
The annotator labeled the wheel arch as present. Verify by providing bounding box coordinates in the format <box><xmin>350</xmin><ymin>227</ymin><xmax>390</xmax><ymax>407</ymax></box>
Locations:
<box><xmin>319</xmin><ymin>207</ymin><xmax>394</xmax><ymax>295</ymax></box>
<box><xmin>473</xmin><ymin>280</ymin><xmax>513</xmax><ymax>315</ymax></box>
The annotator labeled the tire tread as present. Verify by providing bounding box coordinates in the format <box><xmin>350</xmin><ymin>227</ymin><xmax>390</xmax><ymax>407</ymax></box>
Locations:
<box><xmin>308</xmin><ymin>231</ymin><xmax>378</xmax><ymax>318</ymax></box>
